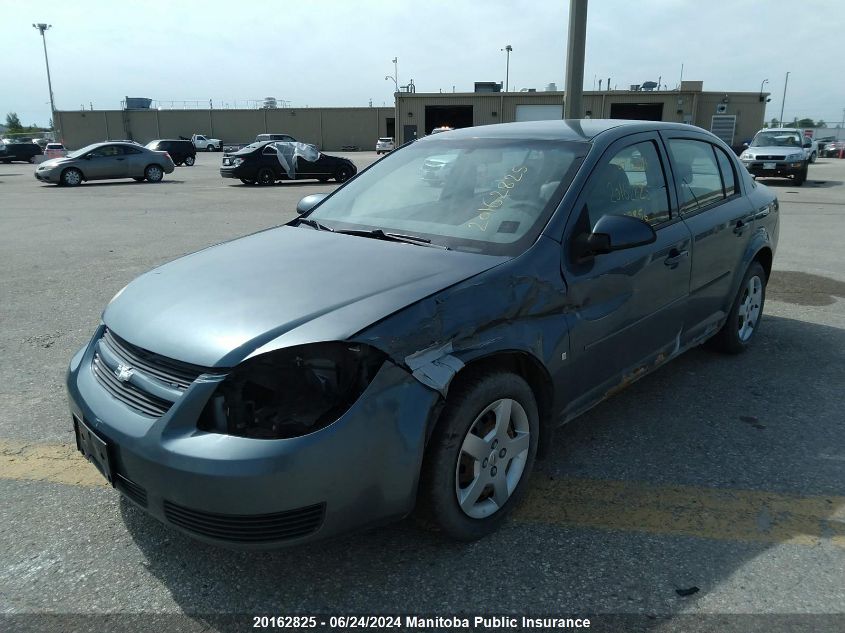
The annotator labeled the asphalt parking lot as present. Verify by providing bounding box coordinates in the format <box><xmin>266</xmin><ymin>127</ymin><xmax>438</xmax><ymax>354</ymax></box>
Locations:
<box><xmin>1</xmin><ymin>151</ymin><xmax>844</xmax><ymax>630</ymax></box>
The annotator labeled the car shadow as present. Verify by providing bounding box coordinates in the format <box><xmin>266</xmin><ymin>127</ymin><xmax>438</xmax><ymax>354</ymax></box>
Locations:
<box><xmin>121</xmin><ymin>314</ymin><xmax>845</xmax><ymax>625</ymax></box>
<box><xmin>38</xmin><ymin>180</ymin><xmax>185</xmax><ymax>188</ymax></box>
<box><xmin>232</xmin><ymin>180</ymin><xmax>339</xmax><ymax>188</ymax></box>
<box><xmin>755</xmin><ymin>178</ymin><xmax>843</xmax><ymax>188</ymax></box>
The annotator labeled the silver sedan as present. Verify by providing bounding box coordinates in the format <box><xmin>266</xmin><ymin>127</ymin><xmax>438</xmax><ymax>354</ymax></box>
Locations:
<box><xmin>35</xmin><ymin>142</ymin><xmax>175</xmax><ymax>186</ymax></box>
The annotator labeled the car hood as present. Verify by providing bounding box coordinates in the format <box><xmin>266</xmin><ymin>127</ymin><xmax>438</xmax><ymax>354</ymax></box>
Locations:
<box><xmin>744</xmin><ymin>145</ymin><xmax>803</xmax><ymax>155</ymax></box>
<box><xmin>39</xmin><ymin>156</ymin><xmax>75</xmax><ymax>168</ymax></box>
<box><xmin>103</xmin><ymin>226</ymin><xmax>507</xmax><ymax>368</ymax></box>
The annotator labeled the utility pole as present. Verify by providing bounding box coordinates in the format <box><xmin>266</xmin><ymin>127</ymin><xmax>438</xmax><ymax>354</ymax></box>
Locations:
<box><xmin>502</xmin><ymin>44</ymin><xmax>512</xmax><ymax>92</ymax></box>
<box><xmin>385</xmin><ymin>57</ymin><xmax>399</xmax><ymax>143</ymax></box>
<box><xmin>563</xmin><ymin>0</ymin><xmax>588</xmax><ymax>118</ymax></box>
<box><xmin>32</xmin><ymin>23</ymin><xmax>56</xmax><ymax>130</ymax></box>
<box><xmin>779</xmin><ymin>71</ymin><xmax>790</xmax><ymax>127</ymax></box>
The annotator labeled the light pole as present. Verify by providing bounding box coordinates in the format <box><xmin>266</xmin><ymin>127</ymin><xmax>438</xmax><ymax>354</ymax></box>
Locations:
<box><xmin>779</xmin><ymin>71</ymin><xmax>790</xmax><ymax>127</ymax></box>
<box><xmin>563</xmin><ymin>0</ymin><xmax>588</xmax><ymax>118</ymax></box>
<box><xmin>502</xmin><ymin>44</ymin><xmax>512</xmax><ymax>92</ymax></box>
<box><xmin>32</xmin><ymin>23</ymin><xmax>56</xmax><ymax>130</ymax></box>
<box><xmin>385</xmin><ymin>57</ymin><xmax>399</xmax><ymax>143</ymax></box>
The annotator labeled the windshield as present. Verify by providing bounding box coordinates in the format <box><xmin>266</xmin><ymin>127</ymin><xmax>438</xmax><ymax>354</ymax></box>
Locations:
<box><xmin>307</xmin><ymin>138</ymin><xmax>586</xmax><ymax>255</ymax></box>
<box><xmin>67</xmin><ymin>143</ymin><xmax>101</xmax><ymax>158</ymax></box>
<box><xmin>750</xmin><ymin>131</ymin><xmax>802</xmax><ymax>148</ymax></box>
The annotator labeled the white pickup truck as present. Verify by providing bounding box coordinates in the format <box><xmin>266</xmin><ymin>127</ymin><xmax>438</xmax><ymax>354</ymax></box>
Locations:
<box><xmin>191</xmin><ymin>134</ymin><xmax>223</xmax><ymax>152</ymax></box>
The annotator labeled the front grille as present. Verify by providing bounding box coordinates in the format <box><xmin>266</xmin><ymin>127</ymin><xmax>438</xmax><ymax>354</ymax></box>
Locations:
<box><xmin>163</xmin><ymin>501</ymin><xmax>326</xmax><ymax>543</ymax></box>
<box><xmin>102</xmin><ymin>329</ymin><xmax>207</xmax><ymax>390</ymax></box>
<box><xmin>115</xmin><ymin>473</ymin><xmax>148</xmax><ymax>507</ymax></box>
<box><xmin>92</xmin><ymin>353</ymin><xmax>171</xmax><ymax>417</ymax></box>
<box><xmin>756</xmin><ymin>154</ymin><xmax>785</xmax><ymax>160</ymax></box>
<box><xmin>91</xmin><ymin>329</ymin><xmax>219</xmax><ymax>418</ymax></box>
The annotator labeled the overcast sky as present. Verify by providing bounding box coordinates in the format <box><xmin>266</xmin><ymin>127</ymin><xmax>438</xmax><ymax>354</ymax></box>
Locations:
<box><xmin>3</xmin><ymin>0</ymin><xmax>844</xmax><ymax>128</ymax></box>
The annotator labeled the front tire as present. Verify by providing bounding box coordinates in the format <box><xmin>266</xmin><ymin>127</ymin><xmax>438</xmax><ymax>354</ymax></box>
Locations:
<box><xmin>418</xmin><ymin>371</ymin><xmax>539</xmax><ymax>541</ymax></box>
<box><xmin>708</xmin><ymin>261</ymin><xmax>767</xmax><ymax>354</ymax></box>
<box><xmin>793</xmin><ymin>163</ymin><xmax>808</xmax><ymax>186</ymax></box>
<box><xmin>207</xmin><ymin>145</ymin><xmax>216</xmax><ymax>152</ymax></box>
<box><xmin>144</xmin><ymin>164</ymin><xmax>164</xmax><ymax>182</ymax></box>
<box><xmin>60</xmin><ymin>168</ymin><xmax>82</xmax><ymax>187</ymax></box>
<box><xmin>809</xmin><ymin>151</ymin><xmax>817</xmax><ymax>164</ymax></box>
<box><xmin>335</xmin><ymin>166</ymin><xmax>352</xmax><ymax>183</ymax></box>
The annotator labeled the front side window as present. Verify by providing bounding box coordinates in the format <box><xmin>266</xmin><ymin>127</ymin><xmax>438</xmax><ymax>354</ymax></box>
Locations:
<box><xmin>308</xmin><ymin>138</ymin><xmax>587</xmax><ymax>255</ymax></box>
<box><xmin>581</xmin><ymin>140</ymin><xmax>671</xmax><ymax>229</ymax></box>
<box><xmin>89</xmin><ymin>145</ymin><xmax>122</xmax><ymax>157</ymax></box>
<box><xmin>667</xmin><ymin>139</ymin><xmax>725</xmax><ymax>215</ymax></box>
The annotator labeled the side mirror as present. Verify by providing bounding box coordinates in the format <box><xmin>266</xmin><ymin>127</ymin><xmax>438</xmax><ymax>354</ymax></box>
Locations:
<box><xmin>574</xmin><ymin>214</ymin><xmax>656</xmax><ymax>259</ymax></box>
<box><xmin>803</xmin><ymin>141</ymin><xmax>812</xmax><ymax>148</ymax></box>
<box><xmin>743</xmin><ymin>142</ymin><xmax>750</xmax><ymax>148</ymax></box>
<box><xmin>296</xmin><ymin>193</ymin><xmax>329</xmax><ymax>214</ymax></box>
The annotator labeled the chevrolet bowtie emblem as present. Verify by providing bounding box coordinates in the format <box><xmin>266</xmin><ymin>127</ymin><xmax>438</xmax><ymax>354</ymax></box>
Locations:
<box><xmin>115</xmin><ymin>363</ymin><xmax>134</xmax><ymax>382</ymax></box>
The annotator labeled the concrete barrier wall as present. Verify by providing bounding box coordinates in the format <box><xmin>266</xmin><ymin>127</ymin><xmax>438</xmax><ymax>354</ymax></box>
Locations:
<box><xmin>55</xmin><ymin>108</ymin><xmax>392</xmax><ymax>150</ymax></box>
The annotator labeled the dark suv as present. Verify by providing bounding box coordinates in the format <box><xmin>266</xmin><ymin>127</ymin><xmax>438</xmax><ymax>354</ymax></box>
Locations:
<box><xmin>145</xmin><ymin>139</ymin><xmax>197</xmax><ymax>166</ymax></box>
<box><xmin>1</xmin><ymin>142</ymin><xmax>43</xmax><ymax>163</ymax></box>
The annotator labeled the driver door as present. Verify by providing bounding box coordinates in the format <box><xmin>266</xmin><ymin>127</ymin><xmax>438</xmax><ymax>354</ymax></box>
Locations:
<box><xmin>85</xmin><ymin>145</ymin><xmax>128</xmax><ymax>179</ymax></box>
<box><xmin>561</xmin><ymin>133</ymin><xmax>692</xmax><ymax>406</ymax></box>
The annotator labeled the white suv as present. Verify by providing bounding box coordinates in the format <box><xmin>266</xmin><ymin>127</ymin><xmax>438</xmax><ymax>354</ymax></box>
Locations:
<box><xmin>375</xmin><ymin>137</ymin><xmax>394</xmax><ymax>154</ymax></box>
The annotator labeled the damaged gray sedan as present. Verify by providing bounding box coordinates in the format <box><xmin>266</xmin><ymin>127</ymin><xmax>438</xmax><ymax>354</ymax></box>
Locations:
<box><xmin>67</xmin><ymin>120</ymin><xmax>778</xmax><ymax>547</ymax></box>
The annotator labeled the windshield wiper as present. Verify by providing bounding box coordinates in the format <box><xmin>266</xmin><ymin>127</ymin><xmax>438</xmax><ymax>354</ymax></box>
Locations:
<box><xmin>335</xmin><ymin>228</ymin><xmax>449</xmax><ymax>249</ymax></box>
<box><xmin>294</xmin><ymin>217</ymin><xmax>334</xmax><ymax>231</ymax></box>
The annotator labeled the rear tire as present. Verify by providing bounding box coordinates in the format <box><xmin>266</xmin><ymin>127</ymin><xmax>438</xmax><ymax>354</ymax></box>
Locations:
<box><xmin>256</xmin><ymin>168</ymin><xmax>274</xmax><ymax>186</ymax></box>
<box><xmin>60</xmin><ymin>168</ymin><xmax>82</xmax><ymax>187</ymax></box>
<box><xmin>708</xmin><ymin>261</ymin><xmax>767</xmax><ymax>354</ymax></box>
<box><xmin>184</xmin><ymin>155</ymin><xmax>195</xmax><ymax>166</ymax></box>
<box><xmin>28</xmin><ymin>156</ymin><xmax>36</xmax><ymax>164</ymax></box>
<box><xmin>144</xmin><ymin>164</ymin><xmax>164</xmax><ymax>182</ymax></box>
<box><xmin>417</xmin><ymin>371</ymin><xmax>539</xmax><ymax>541</ymax></box>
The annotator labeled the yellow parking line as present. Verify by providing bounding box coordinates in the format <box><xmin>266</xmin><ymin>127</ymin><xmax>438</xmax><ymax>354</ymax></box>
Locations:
<box><xmin>516</xmin><ymin>476</ymin><xmax>845</xmax><ymax>548</ymax></box>
<box><xmin>0</xmin><ymin>439</ymin><xmax>107</xmax><ymax>488</ymax></box>
<box><xmin>2</xmin><ymin>439</ymin><xmax>843</xmax><ymax>547</ymax></box>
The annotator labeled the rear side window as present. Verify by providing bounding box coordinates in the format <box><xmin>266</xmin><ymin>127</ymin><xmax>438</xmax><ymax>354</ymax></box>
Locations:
<box><xmin>714</xmin><ymin>146</ymin><xmax>737</xmax><ymax>196</ymax></box>
<box><xmin>581</xmin><ymin>140</ymin><xmax>671</xmax><ymax>228</ymax></box>
<box><xmin>667</xmin><ymin>139</ymin><xmax>725</xmax><ymax>215</ymax></box>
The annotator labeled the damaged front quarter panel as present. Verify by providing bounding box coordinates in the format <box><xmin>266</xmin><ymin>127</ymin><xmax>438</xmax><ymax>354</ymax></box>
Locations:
<box><xmin>352</xmin><ymin>236</ymin><xmax>577</xmax><ymax>406</ymax></box>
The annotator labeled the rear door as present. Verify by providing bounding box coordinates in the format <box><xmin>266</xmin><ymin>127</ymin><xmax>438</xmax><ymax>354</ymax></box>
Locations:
<box><xmin>659</xmin><ymin>132</ymin><xmax>755</xmax><ymax>343</ymax></box>
<box><xmin>562</xmin><ymin>133</ymin><xmax>693</xmax><ymax>405</ymax></box>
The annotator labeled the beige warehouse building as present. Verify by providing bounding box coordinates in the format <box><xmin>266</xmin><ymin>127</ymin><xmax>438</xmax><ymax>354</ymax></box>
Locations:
<box><xmin>55</xmin><ymin>81</ymin><xmax>768</xmax><ymax>151</ymax></box>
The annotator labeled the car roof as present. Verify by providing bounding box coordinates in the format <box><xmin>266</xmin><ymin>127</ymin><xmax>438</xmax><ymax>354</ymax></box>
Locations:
<box><xmin>420</xmin><ymin>119</ymin><xmax>703</xmax><ymax>143</ymax></box>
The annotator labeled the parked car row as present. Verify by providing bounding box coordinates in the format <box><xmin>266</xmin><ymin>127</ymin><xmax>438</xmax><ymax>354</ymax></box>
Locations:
<box><xmin>821</xmin><ymin>140</ymin><xmax>845</xmax><ymax>158</ymax></box>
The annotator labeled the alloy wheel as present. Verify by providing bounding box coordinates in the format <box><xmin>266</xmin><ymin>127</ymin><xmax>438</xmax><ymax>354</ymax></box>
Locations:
<box><xmin>737</xmin><ymin>275</ymin><xmax>763</xmax><ymax>341</ymax></box>
<box><xmin>455</xmin><ymin>398</ymin><xmax>530</xmax><ymax>519</ymax></box>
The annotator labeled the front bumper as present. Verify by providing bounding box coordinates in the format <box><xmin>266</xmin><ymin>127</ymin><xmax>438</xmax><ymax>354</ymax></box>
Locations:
<box><xmin>66</xmin><ymin>327</ymin><xmax>440</xmax><ymax>549</ymax></box>
<box><xmin>742</xmin><ymin>161</ymin><xmax>804</xmax><ymax>178</ymax></box>
<box><xmin>35</xmin><ymin>170</ymin><xmax>58</xmax><ymax>183</ymax></box>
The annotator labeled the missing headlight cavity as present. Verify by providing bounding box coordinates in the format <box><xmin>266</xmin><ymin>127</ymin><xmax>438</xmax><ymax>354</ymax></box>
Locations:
<box><xmin>201</xmin><ymin>343</ymin><xmax>386</xmax><ymax>439</ymax></box>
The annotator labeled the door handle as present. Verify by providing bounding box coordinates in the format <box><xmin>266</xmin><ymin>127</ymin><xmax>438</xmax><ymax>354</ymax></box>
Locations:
<box><xmin>733</xmin><ymin>219</ymin><xmax>746</xmax><ymax>235</ymax></box>
<box><xmin>664</xmin><ymin>249</ymin><xmax>689</xmax><ymax>268</ymax></box>
<box><xmin>116</xmin><ymin>158</ymin><xmax>126</xmax><ymax>161</ymax></box>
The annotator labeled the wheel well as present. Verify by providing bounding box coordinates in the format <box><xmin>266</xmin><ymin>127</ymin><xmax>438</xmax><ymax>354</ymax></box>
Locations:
<box><xmin>449</xmin><ymin>351</ymin><xmax>555</xmax><ymax>457</ymax></box>
<box><xmin>754</xmin><ymin>247</ymin><xmax>773</xmax><ymax>283</ymax></box>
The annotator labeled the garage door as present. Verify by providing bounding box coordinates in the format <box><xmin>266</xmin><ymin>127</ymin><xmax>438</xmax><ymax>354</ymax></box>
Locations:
<box><xmin>515</xmin><ymin>105</ymin><xmax>563</xmax><ymax>122</ymax></box>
